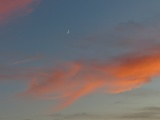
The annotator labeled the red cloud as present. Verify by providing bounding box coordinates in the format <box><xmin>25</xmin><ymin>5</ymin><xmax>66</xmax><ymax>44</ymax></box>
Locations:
<box><xmin>19</xmin><ymin>49</ymin><xmax>160</xmax><ymax>112</ymax></box>
<box><xmin>0</xmin><ymin>0</ymin><xmax>40</xmax><ymax>23</ymax></box>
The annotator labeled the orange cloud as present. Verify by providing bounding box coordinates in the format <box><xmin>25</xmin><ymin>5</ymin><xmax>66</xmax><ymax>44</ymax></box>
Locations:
<box><xmin>0</xmin><ymin>0</ymin><xmax>40</xmax><ymax>23</ymax></box>
<box><xmin>19</xmin><ymin>49</ymin><xmax>160</xmax><ymax>112</ymax></box>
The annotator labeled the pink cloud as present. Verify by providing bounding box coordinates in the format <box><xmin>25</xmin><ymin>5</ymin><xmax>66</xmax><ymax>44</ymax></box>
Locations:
<box><xmin>0</xmin><ymin>0</ymin><xmax>41</xmax><ymax>23</ymax></box>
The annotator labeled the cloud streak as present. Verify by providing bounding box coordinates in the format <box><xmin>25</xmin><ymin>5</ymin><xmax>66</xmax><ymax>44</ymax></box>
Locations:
<box><xmin>12</xmin><ymin>55</ymin><xmax>43</xmax><ymax>65</ymax></box>
<box><xmin>50</xmin><ymin>113</ymin><xmax>110</xmax><ymax>120</ymax></box>
<box><xmin>120</xmin><ymin>106</ymin><xmax>160</xmax><ymax>119</ymax></box>
<box><xmin>0</xmin><ymin>0</ymin><xmax>41</xmax><ymax>23</ymax></box>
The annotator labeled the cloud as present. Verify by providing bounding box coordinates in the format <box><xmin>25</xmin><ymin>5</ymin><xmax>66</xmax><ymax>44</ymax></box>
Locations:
<box><xmin>12</xmin><ymin>55</ymin><xmax>43</xmax><ymax>65</ymax></box>
<box><xmin>0</xmin><ymin>54</ymin><xmax>44</xmax><ymax>81</ymax></box>
<box><xmin>51</xmin><ymin>109</ymin><xmax>160</xmax><ymax>120</ymax></box>
<box><xmin>114</xmin><ymin>20</ymin><xmax>160</xmax><ymax>47</ymax></box>
<box><xmin>0</xmin><ymin>58</ymin><xmax>44</xmax><ymax>82</ymax></box>
<box><xmin>75</xmin><ymin>20</ymin><xmax>160</xmax><ymax>59</ymax></box>
<box><xmin>50</xmin><ymin>113</ymin><xmax>109</xmax><ymax>120</ymax></box>
<box><xmin>120</xmin><ymin>88</ymin><xmax>160</xmax><ymax>98</ymax></box>
<box><xmin>0</xmin><ymin>0</ymin><xmax>41</xmax><ymax>23</ymax></box>
<box><xmin>16</xmin><ymin>46</ymin><xmax>160</xmax><ymax>111</ymax></box>
<box><xmin>120</xmin><ymin>106</ymin><xmax>160</xmax><ymax>119</ymax></box>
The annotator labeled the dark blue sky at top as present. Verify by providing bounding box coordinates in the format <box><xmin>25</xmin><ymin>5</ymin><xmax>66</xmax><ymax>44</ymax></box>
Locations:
<box><xmin>1</xmin><ymin>0</ymin><xmax>160</xmax><ymax>63</ymax></box>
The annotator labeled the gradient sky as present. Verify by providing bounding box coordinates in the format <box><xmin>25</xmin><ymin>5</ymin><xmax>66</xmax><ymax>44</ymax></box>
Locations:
<box><xmin>1</xmin><ymin>0</ymin><xmax>160</xmax><ymax>120</ymax></box>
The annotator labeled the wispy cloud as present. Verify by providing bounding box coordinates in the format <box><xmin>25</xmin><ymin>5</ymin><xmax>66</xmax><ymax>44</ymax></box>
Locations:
<box><xmin>12</xmin><ymin>55</ymin><xmax>43</xmax><ymax>65</ymax></box>
<box><xmin>76</xmin><ymin>20</ymin><xmax>160</xmax><ymax>58</ymax></box>
<box><xmin>0</xmin><ymin>54</ymin><xmax>44</xmax><ymax>81</ymax></box>
<box><xmin>50</xmin><ymin>113</ymin><xmax>110</xmax><ymax>120</ymax></box>
<box><xmin>17</xmin><ymin>46</ymin><xmax>160</xmax><ymax>111</ymax></box>
<box><xmin>0</xmin><ymin>0</ymin><xmax>41</xmax><ymax>23</ymax></box>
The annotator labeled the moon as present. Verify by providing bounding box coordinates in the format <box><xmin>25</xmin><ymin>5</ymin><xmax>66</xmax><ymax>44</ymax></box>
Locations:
<box><xmin>67</xmin><ymin>30</ymin><xmax>69</xmax><ymax>35</ymax></box>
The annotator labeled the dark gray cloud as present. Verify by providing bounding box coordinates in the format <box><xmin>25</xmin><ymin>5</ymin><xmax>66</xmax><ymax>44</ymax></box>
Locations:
<box><xmin>119</xmin><ymin>106</ymin><xmax>160</xmax><ymax>119</ymax></box>
<box><xmin>21</xmin><ymin>107</ymin><xmax>160</xmax><ymax>120</ymax></box>
<box><xmin>51</xmin><ymin>113</ymin><xmax>110</xmax><ymax>120</ymax></box>
<box><xmin>144</xmin><ymin>106</ymin><xmax>160</xmax><ymax>111</ymax></box>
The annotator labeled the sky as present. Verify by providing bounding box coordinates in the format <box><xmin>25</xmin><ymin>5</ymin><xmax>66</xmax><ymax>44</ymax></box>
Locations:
<box><xmin>1</xmin><ymin>0</ymin><xmax>160</xmax><ymax>120</ymax></box>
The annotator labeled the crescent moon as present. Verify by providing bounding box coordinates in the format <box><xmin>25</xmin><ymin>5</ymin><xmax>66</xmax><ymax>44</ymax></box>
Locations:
<box><xmin>67</xmin><ymin>30</ymin><xmax>69</xmax><ymax>35</ymax></box>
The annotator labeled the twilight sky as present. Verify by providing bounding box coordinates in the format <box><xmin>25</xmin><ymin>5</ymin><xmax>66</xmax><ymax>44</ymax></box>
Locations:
<box><xmin>1</xmin><ymin>0</ymin><xmax>160</xmax><ymax>120</ymax></box>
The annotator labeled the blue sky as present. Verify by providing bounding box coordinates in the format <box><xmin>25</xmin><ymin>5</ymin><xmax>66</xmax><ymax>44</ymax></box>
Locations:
<box><xmin>1</xmin><ymin>0</ymin><xmax>160</xmax><ymax>120</ymax></box>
